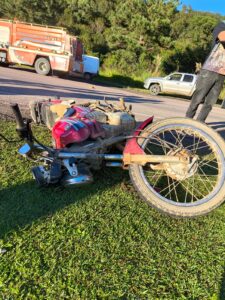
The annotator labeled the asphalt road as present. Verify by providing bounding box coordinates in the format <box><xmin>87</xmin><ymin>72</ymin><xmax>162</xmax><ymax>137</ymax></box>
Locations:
<box><xmin>0</xmin><ymin>66</ymin><xmax>225</xmax><ymax>136</ymax></box>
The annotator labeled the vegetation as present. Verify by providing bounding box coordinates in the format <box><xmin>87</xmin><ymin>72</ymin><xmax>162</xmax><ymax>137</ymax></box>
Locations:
<box><xmin>1</xmin><ymin>121</ymin><xmax>225</xmax><ymax>299</ymax></box>
<box><xmin>0</xmin><ymin>0</ymin><xmax>224</xmax><ymax>79</ymax></box>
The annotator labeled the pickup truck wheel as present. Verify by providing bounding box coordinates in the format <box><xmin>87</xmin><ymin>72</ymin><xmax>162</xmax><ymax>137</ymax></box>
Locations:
<box><xmin>149</xmin><ymin>84</ymin><xmax>160</xmax><ymax>96</ymax></box>
<box><xmin>35</xmin><ymin>57</ymin><xmax>51</xmax><ymax>75</ymax></box>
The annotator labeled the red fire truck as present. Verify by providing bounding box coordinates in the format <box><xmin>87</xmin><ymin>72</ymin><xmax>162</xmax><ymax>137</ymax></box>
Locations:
<box><xmin>0</xmin><ymin>19</ymin><xmax>99</xmax><ymax>79</ymax></box>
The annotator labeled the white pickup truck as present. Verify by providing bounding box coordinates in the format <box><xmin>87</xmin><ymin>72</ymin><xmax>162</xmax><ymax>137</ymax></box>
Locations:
<box><xmin>144</xmin><ymin>72</ymin><xmax>197</xmax><ymax>97</ymax></box>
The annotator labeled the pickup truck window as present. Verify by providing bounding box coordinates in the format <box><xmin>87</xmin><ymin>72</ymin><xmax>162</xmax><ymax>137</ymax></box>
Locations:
<box><xmin>169</xmin><ymin>74</ymin><xmax>182</xmax><ymax>81</ymax></box>
<box><xmin>183</xmin><ymin>75</ymin><xmax>194</xmax><ymax>82</ymax></box>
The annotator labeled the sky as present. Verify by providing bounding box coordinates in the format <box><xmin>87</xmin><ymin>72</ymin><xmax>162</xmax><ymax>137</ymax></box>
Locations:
<box><xmin>178</xmin><ymin>0</ymin><xmax>225</xmax><ymax>16</ymax></box>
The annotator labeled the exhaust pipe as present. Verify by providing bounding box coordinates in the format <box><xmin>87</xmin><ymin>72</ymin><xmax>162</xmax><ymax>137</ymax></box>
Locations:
<box><xmin>60</xmin><ymin>165</ymin><xmax>93</xmax><ymax>187</ymax></box>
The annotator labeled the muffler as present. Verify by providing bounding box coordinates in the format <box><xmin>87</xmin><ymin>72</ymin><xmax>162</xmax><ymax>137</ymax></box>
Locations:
<box><xmin>60</xmin><ymin>165</ymin><xmax>93</xmax><ymax>188</ymax></box>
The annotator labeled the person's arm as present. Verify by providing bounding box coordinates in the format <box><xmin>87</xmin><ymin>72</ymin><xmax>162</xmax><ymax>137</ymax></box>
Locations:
<box><xmin>218</xmin><ymin>31</ymin><xmax>225</xmax><ymax>42</ymax></box>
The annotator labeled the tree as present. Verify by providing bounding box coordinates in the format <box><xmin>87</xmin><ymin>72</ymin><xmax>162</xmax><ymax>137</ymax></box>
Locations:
<box><xmin>0</xmin><ymin>0</ymin><xmax>223</xmax><ymax>77</ymax></box>
<box><xmin>164</xmin><ymin>9</ymin><xmax>220</xmax><ymax>73</ymax></box>
<box><xmin>0</xmin><ymin>0</ymin><xmax>23</xmax><ymax>19</ymax></box>
<box><xmin>104</xmin><ymin>0</ymin><xmax>178</xmax><ymax>74</ymax></box>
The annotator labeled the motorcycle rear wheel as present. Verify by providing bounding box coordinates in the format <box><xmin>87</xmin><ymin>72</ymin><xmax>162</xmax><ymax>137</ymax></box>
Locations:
<box><xmin>129</xmin><ymin>118</ymin><xmax>225</xmax><ymax>217</ymax></box>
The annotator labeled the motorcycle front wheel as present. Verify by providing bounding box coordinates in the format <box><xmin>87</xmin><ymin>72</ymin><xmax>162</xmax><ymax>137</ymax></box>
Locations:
<box><xmin>129</xmin><ymin>118</ymin><xmax>225</xmax><ymax>217</ymax></box>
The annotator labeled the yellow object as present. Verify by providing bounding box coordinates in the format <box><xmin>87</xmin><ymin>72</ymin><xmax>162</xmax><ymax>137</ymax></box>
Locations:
<box><xmin>50</xmin><ymin>104</ymin><xmax>70</xmax><ymax>119</ymax></box>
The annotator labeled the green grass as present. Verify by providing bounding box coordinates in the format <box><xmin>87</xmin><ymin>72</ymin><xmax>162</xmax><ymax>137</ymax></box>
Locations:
<box><xmin>1</xmin><ymin>121</ymin><xmax>225</xmax><ymax>299</ymax></box>
<box><xmin>93</xmin><ymin>69</ymin><xmax>149</xmax><ymax>90</ymax></box>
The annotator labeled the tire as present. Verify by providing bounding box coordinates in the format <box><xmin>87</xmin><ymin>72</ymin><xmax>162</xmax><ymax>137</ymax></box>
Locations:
<box><xmin>149</xmin><ymin>84</ymin><xmax>160</xmax><ymax>95</ymax></box>
<box><xmin>0</xmin><ymin>62</ymin><xmax>9</xmax><ymax>67</ymax></box>
<box><xmin>129</xmin><ymin>118</ymin><xmax>225</xmax><ymax>217</ymax></box>
<box><xmin>84</xmin><ymin>72</ymin><xmax>92</xmax><ymax>81</ymax></box>
<box><xmin>34</xmin><ymin>57</ymin><xmax>51</xmax><ymax>75</ymax></box>
<box><xmin>57</xmin><ymin>72</ymin><xmax>68</xmax><ymax>79</ymax></box>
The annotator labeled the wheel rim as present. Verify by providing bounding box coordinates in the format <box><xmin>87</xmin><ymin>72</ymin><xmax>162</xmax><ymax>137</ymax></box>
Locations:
<box><xmin>150</xmin><ymin>85</ymin><xmax>159</xmax><ymax>95</ymax></box>
<box><xmin>139</xmin><ymin>124</ymin><xmax>225</xmax><ymax>206</ymax></box>
<box><xmin>39</xmin><ymin>62</ymin><xmax>48</xmax><ymax>72</ymax></box>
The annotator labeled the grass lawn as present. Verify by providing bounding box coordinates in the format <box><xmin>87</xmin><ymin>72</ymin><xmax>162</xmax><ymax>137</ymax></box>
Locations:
<box><xmin>1</xmin><ymin>120</ymin><xmax>225</xmax><ymax>299</ymax></box>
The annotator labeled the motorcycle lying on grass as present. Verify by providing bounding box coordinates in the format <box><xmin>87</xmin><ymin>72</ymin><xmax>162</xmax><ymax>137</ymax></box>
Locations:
<box><xmin>10</xmin><ymin>98</ymin><xmax>225</xmax><ymax>218</ymax></box>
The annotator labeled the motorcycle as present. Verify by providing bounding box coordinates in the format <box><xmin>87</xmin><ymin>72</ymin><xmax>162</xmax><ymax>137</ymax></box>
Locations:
<box><xmin>11</xmin><ymin>98</ymin><xmax>225</xmax><ymax>218</ymax></box>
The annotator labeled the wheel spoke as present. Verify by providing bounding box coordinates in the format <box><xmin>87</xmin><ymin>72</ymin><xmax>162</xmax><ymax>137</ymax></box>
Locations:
<box><xmin>179</xmin><ymin>180</ymin><xmax>200</xmax><ymax>202</ymax></box>
<box><xmin>199</xmin><ymin>161</ymin><xmax>218</xmax><ymax>171</ymax></box>
<box><xmin>164</xmin><ymin>178</ymin><xmax>180</xmax><ymax>201</ymax></box>
<box><xmin>184</xmin><ymin>179</ymin><xmax>190</xmax><ymax>203</ymax></box>
<box><xmin>168</xmin><ymin>130</ymin><xmax>180</xmax><ymax>146</ymax></box>
<box><xmin>146</xmin><ymin>140</ymin><xmax>170</xmax><ymax>152</ymax></box>
<box><xmin>172</xmin><ymin>179</ymin><xmax>179</xmax><ymax>202</ymax></box>
<box><xmin>193</xmin><ymin>173</ymin><xmax>212</xmax><ymax>194</ymax></box>
<box><xmin>169</xmin><ymin>129</ymin><xmax>187</xmax><ymax>148</ymax></box>
<box><xmin>152</xmin><ymin>171</ymin><xmax>164</xmax><ymax>188</ymax></box>
<box><xmin>148</xmin><ymin>133</ymin><xmax>178</xmax><ymax>150</ymax></box>
<box><xmin>145</xmin><ymin>145</ymin><xmax>153</xmax><ymax>154</ymax></box>
<box><xmin>197</xmin><ymin>166</ymin><xmax>218</xmax><ymax>189</ymax></box>
<box><xmin>144</xmin><ymin>170</ymin><xmax>164</xmax><ymax>176</ymax></box>
<box><xmin>194</xmin><ymin>144</ymin><xmax>211</xmax><ymax>151</ymax></box>
<box><xmin>158</xmin><ymin>179</ymin><xmax>178</xmax><ymax>195</ymax></box>
<box><xmin>186</xmin><ymin>139</ymin><xmax>208</xmax><ymax>151</ymax></box>
<box><xmin>193</xmin><ymin>136</ymin><xmax>201</xmax><ymax>153</ymax></box>
<box><xmin>199</xmin><ymin>156</ymin><xmax>218</xmax><ymax>168</ymax></box>
<box><xmin>165</xmin><ymin>176</ymin><xmax>172</xmax><ymax>199</ymax></box>
<box><xmin>191</xmin><ymin>173</ymin><xmax>195</xmax><ymax>202</ymax></box>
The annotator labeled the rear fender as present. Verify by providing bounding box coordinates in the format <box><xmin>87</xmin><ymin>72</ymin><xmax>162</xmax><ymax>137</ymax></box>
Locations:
<box><xmin>123</xmin><ymin>116</ymin><xmax>154</xmax><ymax>155</ymax></box>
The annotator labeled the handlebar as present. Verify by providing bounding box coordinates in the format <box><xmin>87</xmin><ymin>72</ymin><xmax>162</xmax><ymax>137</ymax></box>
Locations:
<box><xmin>10</xmin><ymin>103</ymin><xmax>53</xmax><ymax>154</ymax></box>
<box><xmin>10</xmin><ymin>103</ymin><xmax>25</xmax><ymax>130</ymax></box>
<box><xmin>10</xmin><ymin>103</ymin><xmax>33</xmax><ymax>141</ymax></box>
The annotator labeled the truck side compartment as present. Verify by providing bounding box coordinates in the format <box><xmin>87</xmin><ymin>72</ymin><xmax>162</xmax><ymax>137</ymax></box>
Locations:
<box><xmin>0</xmin><ymin>19</ymin><xmax>71</xmax><ymax>72</ymax></box>
<box><xmin>0</xmin><ymin>19</ymin><xmax>99</xmax><ymax>78</ymax></box>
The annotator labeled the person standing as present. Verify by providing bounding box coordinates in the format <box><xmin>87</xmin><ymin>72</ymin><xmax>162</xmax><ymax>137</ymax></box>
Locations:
<box><xmin>186</xmin><ymin>21</ymin><xmax>225</xmax><ymax>122</ymax></box>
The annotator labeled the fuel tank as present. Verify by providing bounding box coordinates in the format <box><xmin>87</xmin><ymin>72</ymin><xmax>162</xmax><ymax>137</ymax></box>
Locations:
<box><xmin>52</xmin><ymin>117</ymin><xmax>105</xmax><ymax>149</ymax></box>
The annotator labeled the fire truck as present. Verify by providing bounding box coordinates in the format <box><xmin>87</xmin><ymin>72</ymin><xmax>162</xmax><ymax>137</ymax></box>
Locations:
<box><xmin>0</xmin><ymin>19</ymin><xmax>99</xmax><ymax>79</ymax></box>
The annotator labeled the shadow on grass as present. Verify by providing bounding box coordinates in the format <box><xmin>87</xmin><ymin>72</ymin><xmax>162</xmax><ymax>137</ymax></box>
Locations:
<box><xmin>0</xmin><ymin>168</ymin><xmax>126</xmax><ymax>239</ymax></box>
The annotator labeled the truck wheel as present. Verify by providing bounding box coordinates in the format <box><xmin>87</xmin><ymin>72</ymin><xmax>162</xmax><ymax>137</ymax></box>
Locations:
<box><xmin>0</xmin><ymin>63</ymin><xmax>9</xmax><ymax>67</ymax></box>
<box><xmin>35</xmin><ymin>57</ymin><xmax>51</xmax><ymax>75</ymax></box>
<box><xmin>149</xmin><ymin>84</ymin><xmax>160</xmax><ymax>96</ymax></box>
<box><xmin>84</xmin><ymin>72</ymin><xmax>92</xmax><ymax>81</ymax></box>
